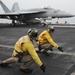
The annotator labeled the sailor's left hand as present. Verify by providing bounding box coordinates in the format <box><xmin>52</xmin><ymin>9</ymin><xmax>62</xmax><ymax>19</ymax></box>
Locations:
<box><xmin>58</xmin><ymin>47</ymin><xmax>63</xmax><ymax>52</ymax></box>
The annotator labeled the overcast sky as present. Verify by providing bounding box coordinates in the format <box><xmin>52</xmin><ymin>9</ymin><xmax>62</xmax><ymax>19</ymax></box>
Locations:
<box><xmin>0</xmin><ymin>0</ymin><xmax>75</xmax><ymax>24</ymax></box>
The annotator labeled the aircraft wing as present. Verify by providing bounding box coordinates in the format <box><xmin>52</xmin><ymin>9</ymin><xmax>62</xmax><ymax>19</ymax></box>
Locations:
<box><xmin>0</xmin><ymin>12</ymin><xmax>19</xmax><ymax>16</ymax></box>
<box><xmin>0</xmin><ymin>10</ymin><xmax>46</xmax><ymax>16</ymax></box>
<box><xmin>18</xmin><ymin>9</ymin><xmax>46</xmax><ymax>14</ymax></box>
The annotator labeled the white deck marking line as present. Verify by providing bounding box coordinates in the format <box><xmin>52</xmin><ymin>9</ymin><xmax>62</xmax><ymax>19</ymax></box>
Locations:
<box><xmin>0</xmin><ymin>44</ymin><xmax>75</xmax><ymax>56</ymax></box>
<box><xmin>71</xmin><ymin>72</ymin><xmax>75</xmax><ymax>75</ymax></box>
<box><xmin>50</xmin><ymin>25</ymin><xmax>75</xmax><ymax>28</ymax></box>
<box><xmin>48</xmin><ymin>51</ymin><xmax>75</xmax><ymax>56</ymax></box>
<box><xmin>0</xmin><ymin>44</ymin><xmax>14</xmax><ymax>48</ymax></box>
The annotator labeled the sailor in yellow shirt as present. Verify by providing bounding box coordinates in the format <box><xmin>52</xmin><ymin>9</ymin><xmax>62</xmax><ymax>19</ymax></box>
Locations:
<box><xmin>0</xmin><ymin>28</ymin><xmax>46</xmax><ymax>73</ymax></box>
<box><xmin>38</xmin><ymin>25</ymin><xmax>63</xmax><ymax>56</ymax></box>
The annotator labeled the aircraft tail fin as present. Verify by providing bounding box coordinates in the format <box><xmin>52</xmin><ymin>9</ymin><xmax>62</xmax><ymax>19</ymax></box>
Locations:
<box><xmin>0</xmin><ymin>0</ymin><xmax>11</xmax><ymax>13</ymax></box>
<box><xmin>11</xmin><ymin>2</ymin><xmax>20</xmax><ymax>12</ymax></box>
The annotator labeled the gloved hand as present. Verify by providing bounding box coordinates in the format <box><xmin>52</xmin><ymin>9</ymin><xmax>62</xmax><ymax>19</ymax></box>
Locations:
<box><xmin>40</xmin><ymin>64</ymin><xmax>46</xmax><ymax>73</ymax></box>
<box><xmin>58</xmin><ymin>47</ymin><xmax>63</xmax><ymax>52</ymax></box>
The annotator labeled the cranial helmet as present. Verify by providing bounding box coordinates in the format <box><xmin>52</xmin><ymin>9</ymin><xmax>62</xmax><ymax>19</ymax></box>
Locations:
<box><xmin>47</xmin><ymin>25</ymin><xmax>54</xmax><ymax>32</ymax></box>
<box><xmin>28</xmin><ymin>28</ymin><xmax>38</xmax><ymax>38</ymax></box>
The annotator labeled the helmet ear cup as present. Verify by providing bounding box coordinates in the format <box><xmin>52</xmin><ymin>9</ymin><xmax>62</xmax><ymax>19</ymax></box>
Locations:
<box><xmin>28</xmin><ymin>28</ymin><xmax>33</xmax><ymax>36</ymax></box>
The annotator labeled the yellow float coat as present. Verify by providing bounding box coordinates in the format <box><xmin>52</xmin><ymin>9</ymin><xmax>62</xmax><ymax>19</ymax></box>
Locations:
<box><xmin>38</xmin><ymin>30</ymin><xmax>58</xmax><ymax>48</ymax></box>
<box><xmin>13</xmin><ymin>35</ymin><xmax>42</xmax><ymax>66</ymax></box>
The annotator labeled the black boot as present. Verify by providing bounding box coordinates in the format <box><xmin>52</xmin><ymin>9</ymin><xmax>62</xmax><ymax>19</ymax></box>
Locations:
<box><xmin>0</xmin><ymin>62</ymin><xmax>8</xmax><ymax>67</ymax></box>
<box><xmin>20</xmin><ymin>68</ymin><xmax>33</xmax><ymax>73</ymax></box>
<box><xmin>42</xmin><ymin>51</ymin><xmax>50</xmax><ymax>56</ymax></box>
<box><xmin>49</xmin><ymin>46</ymin><xmax>53</xmax><ymax>51</ymax></box>
<box><xmin>50</xmin><ymin>48</ymin><xmax>53</xmax><ymax>51</ymax></box>
<box><xmin>37</xmin><ymin>45</ymin><xmax>42</xmax><ymax>53</ymax></box>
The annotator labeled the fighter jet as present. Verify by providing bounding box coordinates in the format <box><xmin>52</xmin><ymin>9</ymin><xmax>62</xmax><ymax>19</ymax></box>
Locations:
<box><xmin>0</xmin><ymin>0</ymin><xmax>74</xmax><ymax>25</ymax></box>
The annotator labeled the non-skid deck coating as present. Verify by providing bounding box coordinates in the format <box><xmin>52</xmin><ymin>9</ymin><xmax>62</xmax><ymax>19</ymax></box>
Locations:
<box><xmin>0</xmin><ymin>24</ymin><xmax>75</xmax><ymax>75</ymax></box>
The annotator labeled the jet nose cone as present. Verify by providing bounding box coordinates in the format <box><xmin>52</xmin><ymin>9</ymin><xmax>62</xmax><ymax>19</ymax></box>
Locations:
<box><xmin>64</xmin><ymin>13</ymin><xmax>75</xmax><ymax>17</ymax></box>
<box><xmin>58</xmin><ymin>11</ymin><xmax>75</xmax><ymax>18</ymax></box>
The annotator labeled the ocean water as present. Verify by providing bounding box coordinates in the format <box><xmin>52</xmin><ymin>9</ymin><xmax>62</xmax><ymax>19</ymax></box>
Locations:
<box><xmin>0</xmin><ymin>19</ymin><xmax>12</xmax><ymax>23</ymax></box>
<box><xmin>46</xmin><ymin>17</ymin><xmax>75</xmax><ymax>24</ymax></box>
